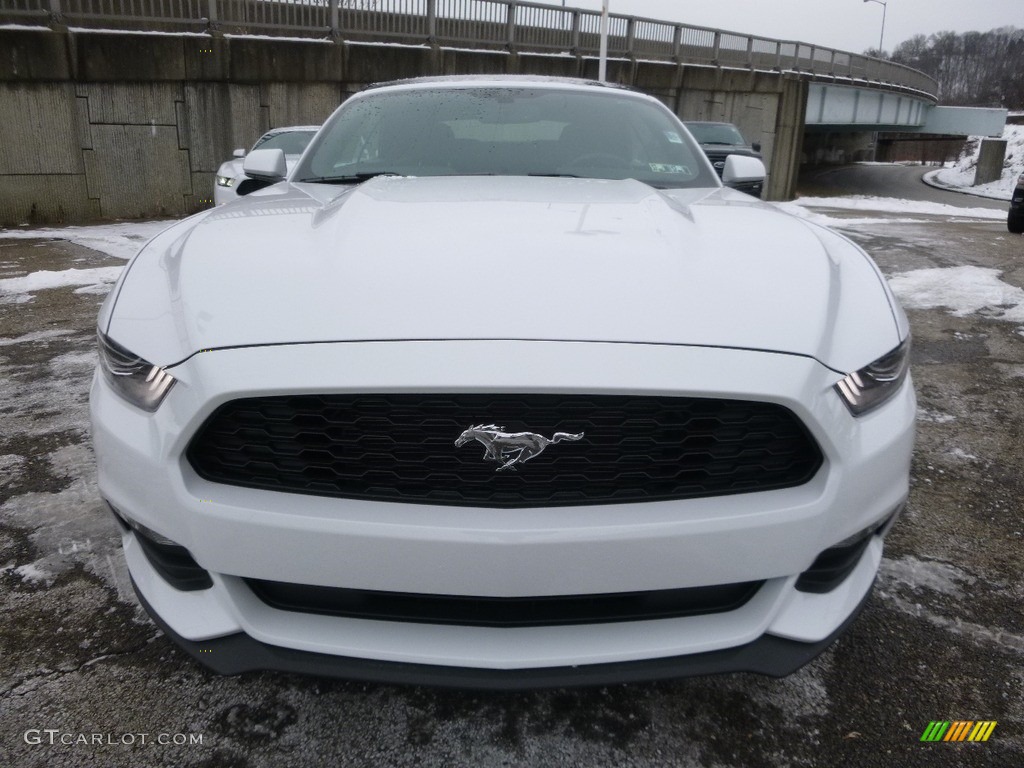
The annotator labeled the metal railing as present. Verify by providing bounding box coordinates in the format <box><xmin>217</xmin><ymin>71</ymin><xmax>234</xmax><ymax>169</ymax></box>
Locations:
<box><xmin>0</xmin><ymin>0</ymin><xmax>939</xmax><ymax>97</ymax></box>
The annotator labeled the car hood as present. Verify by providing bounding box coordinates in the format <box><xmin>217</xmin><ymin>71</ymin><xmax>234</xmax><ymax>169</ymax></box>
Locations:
<box><xmin>106</xmin><ymin>176</ymin><xmax>902</xmax><ymax>374</ymax></box>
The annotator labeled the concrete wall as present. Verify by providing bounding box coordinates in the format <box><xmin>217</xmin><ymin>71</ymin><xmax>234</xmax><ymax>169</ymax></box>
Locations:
<box><xmin>0</xmin><ymin>28</ymin><xmax>810</xmax><ymax>226</ymax></box>
<box><xmin>875</xmin><ymin>135</ymin><xmax>966</xmax><ymax>164</ymax></box>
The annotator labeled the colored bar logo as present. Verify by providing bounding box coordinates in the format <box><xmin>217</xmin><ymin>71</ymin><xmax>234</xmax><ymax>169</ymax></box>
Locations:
<box><xmin>920</xmin><ymin>721</ymin><xmax>997</xmax><ymax>742</ymax></box>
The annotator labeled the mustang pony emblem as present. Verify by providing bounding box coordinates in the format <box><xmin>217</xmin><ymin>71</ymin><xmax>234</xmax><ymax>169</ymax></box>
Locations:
<box><xmin>454</xmin><ymin>424</ymin><xmax>584</xmax><ymax>472</ymax></box>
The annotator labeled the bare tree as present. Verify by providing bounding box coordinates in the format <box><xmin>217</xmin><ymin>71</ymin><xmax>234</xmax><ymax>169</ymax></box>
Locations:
<box><xmin>885</xmin><ymin>27</ymin><xmax>1024</xmax><ymax>108</ymax></box>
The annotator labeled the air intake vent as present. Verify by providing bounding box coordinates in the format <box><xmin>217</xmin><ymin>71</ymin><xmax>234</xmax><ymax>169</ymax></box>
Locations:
<box><xmin>244</xmin><ymin>579</ymin><xmax>765</xmax><ymax>627</ymax></box>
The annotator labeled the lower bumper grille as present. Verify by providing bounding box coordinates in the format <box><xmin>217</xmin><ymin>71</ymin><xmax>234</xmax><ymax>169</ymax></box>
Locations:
<box><xmin>244</xmin><ymin>579</ymin><xmax>765</xmax><ymax>627</ymax></box>
<box><xmin>186</xmin><ymin>393</ymin><xmax>823</xmax><ymax>508</ymax></box>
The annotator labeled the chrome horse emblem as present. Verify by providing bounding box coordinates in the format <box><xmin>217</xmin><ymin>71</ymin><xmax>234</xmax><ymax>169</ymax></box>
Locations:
<box><xmin>454</xmin><ymin>424</ymin><xmax>584</xmax><ymax>472</ymax></box>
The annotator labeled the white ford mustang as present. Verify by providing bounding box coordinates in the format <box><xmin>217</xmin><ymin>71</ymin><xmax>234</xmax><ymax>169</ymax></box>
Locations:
<box><xmin>90</xmin><ymin>76</ymin><xmax>915</xmax><ymax>688</ymax></box>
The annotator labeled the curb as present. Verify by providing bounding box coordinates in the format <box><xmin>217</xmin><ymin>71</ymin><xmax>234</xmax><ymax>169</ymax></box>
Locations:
<box><xmin>922</xmin><ymin>169</ymin><xmax>1011</xmax><ymax>202</ymax></box>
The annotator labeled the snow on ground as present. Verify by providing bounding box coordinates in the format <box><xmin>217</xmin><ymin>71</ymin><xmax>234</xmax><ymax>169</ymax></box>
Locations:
<box><xmin>949</xmin><ymin>447</ymin><xmax>979</xmax><ymax>461</ymax></box>
<box><xmin>931</xmin><ymin>124</ymin><xmax>1024</xmax><ymax>200</ymax></box>
<box><xmin>782</xmin><ymin>196</ymin><xmax>1006</xmax><ymax>220</ymax></box>
<box><xmin>0</xmin><ymin>220</ymin><xmax>172</xmax><ymax>260</ymax></box>
<box><xmin>917</xmin><ymin>408</ymin><xmax>956</xmax><ymax>424</ymax></box>
<box><xmin>887</xmin><ymin>266</ymin><xmax>1024</xmax><ymax>327</ymax></box>
<box><xmin>0</xmin><ymin>220</ymin><xmax>174</xmax><ymax>303</ymax></box>
<box><xmin>773</xmin><ymin>201</ymin><xmax>929</xmax><ymax>228</ymax></box>
<box><xmin>0</xmin><ymin>329</ymin><xmax>75</xmax><ymax>346</ymax></box>
<box><xmin>879</xmin><ymin>554</ymin><xmax>976</xmax><ymax>598</ymax></box>
<box><xmin>0</xmin><ymin>266</ymin><xmax>124</xmax><ymax>303</ymax></box>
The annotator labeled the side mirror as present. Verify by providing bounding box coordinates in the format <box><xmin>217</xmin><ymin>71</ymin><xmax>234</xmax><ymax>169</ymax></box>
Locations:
<box><xmin>232</xmin><ymin>148</ymin><xmax>246</xmax><ymax>159</ymax></box>
<box><xmin>751</xmin><ymin>142</ymin><xmax>762</xmax><ymax>153</ymax></box>
<box><xmin>243</xmin><ymin>148</ymin><xmax>287</xmax><ymax>183</ymax></box>
<box><xmin>722</xmin><ymin>155</ymin><xmax>766</xmax><ymax>186</ymax></box>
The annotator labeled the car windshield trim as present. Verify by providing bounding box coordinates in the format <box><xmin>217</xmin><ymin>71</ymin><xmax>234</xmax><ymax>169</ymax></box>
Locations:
<box><xmin>296</xmin><ymin>171</ymin><xmax>402</xmax><ymax>184</ymax></box>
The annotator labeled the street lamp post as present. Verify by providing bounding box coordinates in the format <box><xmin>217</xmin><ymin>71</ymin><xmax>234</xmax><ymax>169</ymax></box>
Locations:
<box><xmin>863</xmin><ymin>0</ymin><xmax>887</xmax><ymax>163</ymax></box>
<box><xmin>863</xmin><ymin>0</ymin><xmax>887</xmax><ymax>54</ymax></box>
<box><xmin>598</xmin><ymin>0</ymin><xmax>609</xmax><ymax>81</ymax></box>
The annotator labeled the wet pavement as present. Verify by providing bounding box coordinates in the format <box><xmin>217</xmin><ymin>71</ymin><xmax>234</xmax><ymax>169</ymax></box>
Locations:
<box><xmin>1</xmin><ymin>173</ymin><xmax>1022</xmax><ymax>766</ymax></box>
<box><xmin>797</xmin><ymin>163</ymin><xmax>1010</xmax><ymax>209</ymax></box>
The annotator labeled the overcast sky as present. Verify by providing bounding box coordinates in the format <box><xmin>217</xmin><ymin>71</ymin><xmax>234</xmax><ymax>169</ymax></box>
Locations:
<box><xmin>569</xmin><ymin>0</ymin><xmax>1021</xmax><ymax>55</ymax></box>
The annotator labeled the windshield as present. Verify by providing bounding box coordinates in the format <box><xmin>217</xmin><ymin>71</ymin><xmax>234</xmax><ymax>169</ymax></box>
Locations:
<box><xmin>684</xmin><ymin>123</ymin><xmax>747</xmax><ymax>146</ymax></box>
<box><xmin>253</xmin><ymin>130</ymin><xmax>317</xmax><ymax>155</ymax></box>
<box><xmin>295</xmin><ymin>87</ymin><xmax>718</xmax><ymax>189</ymax></box>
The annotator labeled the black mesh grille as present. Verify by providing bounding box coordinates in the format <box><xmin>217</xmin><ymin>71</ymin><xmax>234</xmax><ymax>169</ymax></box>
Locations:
<box><xmin>244</xmin><ymin>579</ymin><xmax>765</xmax><ymax>627</ymax></box>
<box><xmin>186</xmin><ymin>394</ymin><xmax>823</xmax><ymax>508</ymax></box>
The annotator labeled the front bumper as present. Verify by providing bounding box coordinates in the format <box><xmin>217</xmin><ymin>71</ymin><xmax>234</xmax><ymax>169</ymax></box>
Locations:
<box><xmin>131</xmin><ymin>569</ymin><xmax>877</xmax><ymax>689</ymax></box>
<box><xmin>91</xmin><ymin>339</ymin><xmax>915</xmax><ymax>682</ymax></box>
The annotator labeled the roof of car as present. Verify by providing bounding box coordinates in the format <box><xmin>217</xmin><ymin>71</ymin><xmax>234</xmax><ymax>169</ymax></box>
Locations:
<box><xmin>365</xmin><ymin>75</ymin><xmax>640</xmax><ymax>94</ymax></box>
<box><xmin>261</xmin><ymin>125</ymin><xmax>320</xmax><ymax>136</ymax></box>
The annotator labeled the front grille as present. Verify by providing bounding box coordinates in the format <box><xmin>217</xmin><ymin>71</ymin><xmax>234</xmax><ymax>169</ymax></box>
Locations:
<box><xmin>186</xmin><ymin>394</ymin><xmax>822</xmax><ymax>508</ymax></box>
<box><xmin>244</xmin><ymin>579</ymin><xmax>765</xmax><ymax>627</ymax></box>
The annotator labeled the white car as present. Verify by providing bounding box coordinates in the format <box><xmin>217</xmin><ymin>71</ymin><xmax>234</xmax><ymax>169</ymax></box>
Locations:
<box><xmin>91</xmin><ymin>77</ymin><xmax>915</xmax><ymax>688</ymax></box>
<box><xmin>213</xmin><ymin>125</ymin><xmax>318</xmax><ymax>205</ymax></box>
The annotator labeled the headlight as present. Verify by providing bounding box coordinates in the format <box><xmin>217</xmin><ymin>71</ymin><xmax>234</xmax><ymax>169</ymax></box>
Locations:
<box><xmin>97</xmin><ymin>331</ymin><xmax>175</xmax><ymax>412</ymax></box>
<box><xmin>834</xmin><ymin>337</ymin><xmax>910</xmax><ymax>416</ymax></box>
<box><xmin>216</xmin><ymin>175</ymin><xmax>235</xmax><ymax>187</ymax></box>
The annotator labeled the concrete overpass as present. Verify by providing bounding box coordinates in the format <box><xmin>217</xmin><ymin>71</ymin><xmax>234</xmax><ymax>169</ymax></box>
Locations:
<box><xmin>803</xmin><ymin>83</ymin><xmax>1006</xmax><ymax>165</ymax></box>
<box><xmin>0</xmin><ymin>0</ymin><xmax>1005</xmax><ymax>224</ymax></box>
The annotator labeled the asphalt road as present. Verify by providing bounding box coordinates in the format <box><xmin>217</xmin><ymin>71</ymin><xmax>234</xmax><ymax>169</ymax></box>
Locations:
<box><xmin>797</xmin><ymin>163</ymin><xmax>1010</xmax><ymax>210</ymax></box>
<box><xmin>1</xmin><ymin>172</ymin><xmax>1022</xmax><ymax>767</ymax></box>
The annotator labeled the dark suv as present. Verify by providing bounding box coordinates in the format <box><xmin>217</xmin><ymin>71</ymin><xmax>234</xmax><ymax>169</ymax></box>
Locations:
<box><xmin>684</xmin><ymin>121</ymin><xmax>763</xmax><ymax>197</ymax></box>
<box><xmin>1009</xmin><ymin>172</ymin><xmax>1024</xmax><ymax>234</ymax></box>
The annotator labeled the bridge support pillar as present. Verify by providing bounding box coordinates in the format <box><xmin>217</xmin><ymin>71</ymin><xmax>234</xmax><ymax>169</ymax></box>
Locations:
<box><xmin>764</xmin><ymin>75</ymin><xmax>808</xmax><ymax>202</ymax></box>
<box><xmin>974</xmin><ymin>139</ymin><xmax>1007</xmax><ymax>186</ymax></box>
<box><xmin>672</xmin><ymin>67</ymin><xmax>809</xmax><ymax>202</ymax></box>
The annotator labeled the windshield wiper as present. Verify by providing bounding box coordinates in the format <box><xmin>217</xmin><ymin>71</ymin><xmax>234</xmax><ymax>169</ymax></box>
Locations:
<box><xmin>700</xmin><ymin>142</ymin><xmax>740</xmax><ymax>146</ymax></box>
<box><xmin>298</xmin><ymin>171</ymin><xmax>401</xmax><ymax>184</ymax></box>
<box><xmin>527</xmin><ymin>172</ymin><xmax>581</xmax><ymax>178</ymax></box>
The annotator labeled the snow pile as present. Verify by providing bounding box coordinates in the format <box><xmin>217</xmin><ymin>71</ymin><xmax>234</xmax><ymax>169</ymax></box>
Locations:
<box><xmin>932</xmin><ymin>124</ymin><xmax>1024</xmax><ymax>200</ymax></box>
<box><xmin>0</xmin><ymin>266</ymin><xmax>124</xmax><ymax>302</ymax></box>
<box><xmin>0</xmin><ymin>220</ymin><xmax>171</xmax><ymax>260</ymax></box>
<box><xmin>778</xmin><ymin>196</ymin><xmax>1006</xmax><ymax>221</ymax></box>
<box><xmin>887</xmin><ymin>266</ymin><xmax>1024</xmax><ymax>326</ymax></box>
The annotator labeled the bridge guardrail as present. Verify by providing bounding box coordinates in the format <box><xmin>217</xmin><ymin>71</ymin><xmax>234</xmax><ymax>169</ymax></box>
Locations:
<box><xmin>0</xmin><ymin>0</ymin><xmax>939</xmax><ymax>98</ymax></box>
